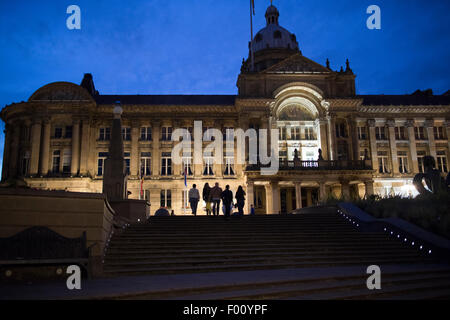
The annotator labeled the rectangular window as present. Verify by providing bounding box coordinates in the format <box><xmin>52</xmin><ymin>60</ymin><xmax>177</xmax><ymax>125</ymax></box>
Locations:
<box><xmin>140</xmin><ymin>152</ymin><xmax>151</xmax><ymax>176</ymax></box>
<box><xmin>99</xmin><ymin>127</ymin><xmax>111</xmax><ymax>141</ymax></box>
<box><xmin>224</xmin><ymin>156</ymin><xmax>235</xmax><ymax>176</ymax></box>
<box><xmin>124</xmin><ymin>152</ymin><xmax>130</xmax><ymax>175</ymax></box>
<box><xmin>54</xmin><ymin>127</ymin><xmax>63</xmax><ymax>139</ymax></box>
<box><xmin>160</xmin><ymin>190</ymin><xmax>172</xmax><ymax>208</ymax></box>
<box><xmin>395</xmin><ymin>127</ymin><xmax>406</xmax><ymax>140</ymax></box>
<box><xmin>417</xmin><ymin>151</ymin><xmax>426</xmax><ymax>173</ymax></box>
<box><xmin>434</xmin><ymin>127</ymin><xmax>445</xmax><ymax>140</ymax></box>
<box><xmin>203</xmin><ymin>156</ymin><xmax>214</xmax><ymax>176</ymax></box>
<box><xmin>21</xmin><ymin>151</ymin><xmax>30</xmax><ymax>176</ymax></box>
<box><xmin>122</xmin><ymin>127</ymin><xmax>131</xmax><ymax>141</ymax></box>
<box><xmin>305</xmin><ymin>127</ymin><xmax>315</xmax><ymax>140</ymax></box>
<box><xmin>414</xmin><ymin>127</ymin><xmax>426</xmax><ymax>140</ymax></box>
<box><xmin>377</xmin><ymin>151</ymin><xmax>389</xmax><ymax>173</ymax></box>
<box><xmin>357</xmin><ymin>127</ymin><xmax>367</xmax><ymax>140</ymax></box>
<box><xmin>335</xmin><ymin>123</ymin><xmax>347</xmax><ymax>138</ymax></box>
<box><xmin>62</xmin><ymin>149</ymin><xmax>71</xmax><ymax>173</ymax></box>
<box><xmin>182</xmin><ymin>156</ymin><xmax>193</xmax><ymax>176</ymax></box>
<box><xmin>375</xmin><ymin>126</ymin><xmax>386</xmax><ymax>140</ymax></box>
<box><xmin>97</xmin><ymin>152</ymin><xmax>109</xmax><ymax>176</ymax></box>
<box><xmin>223</xmin><ymin>127</ymin><xmax>233</xmax><ymax>141</ymax></box>
<box><xmin>52</xmin><ymin>150</ymin><xmax>61</xmax><ymax>173</ymax></box>
<box><xmin>291</xmin><ymin>127</ymin><xmax>301</xmax><ymax>140</ymax></box>
<box><xmin>140</xmin><ymin>127</ymin><xmax>152</xmax><ymax>141</ymax></box>
<box><xmin>161</xmin><ymin>152</ymin><xmax>172</xmax><ymax>176</ymax></box>
<box><xmin>398</xmin><ymin>151</ymin><xmax>408</xmax><ymax>173</ymax></box>
<box><xmin>65</xmin><ymin>126</ymin><xmax>73</xmax><ymax>139</ymax></box>
<box><xmin>161</xmin><ymin>127</ymin><xmax>172</xmax><ymax>141</ymax></box>
<box><xmin>437</xmin><ymin>151</ymin><xmax>448</xmax><ymax>173</ymax></box>
<box><xmin>279</xmin><ymin>127</ymin><xmax>287</xmax><ymax>140</ymax></box>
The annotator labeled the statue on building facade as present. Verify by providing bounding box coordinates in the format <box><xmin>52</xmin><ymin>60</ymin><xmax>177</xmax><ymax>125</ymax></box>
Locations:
<box><xmin>413</xmin><ymin>156</ymin><xmax>448</xmax><ymax>195</ymax></box>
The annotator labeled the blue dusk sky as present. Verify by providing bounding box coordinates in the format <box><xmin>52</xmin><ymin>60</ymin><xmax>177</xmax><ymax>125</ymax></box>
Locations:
<box><xmin>0</xmin><ymin>0</ymin><xmax>449</xmax><ymax>175</ymax></box>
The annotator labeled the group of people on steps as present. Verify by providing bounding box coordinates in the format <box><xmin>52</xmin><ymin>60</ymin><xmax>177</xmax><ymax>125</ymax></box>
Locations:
<box><xmin>188</xmin><ymin>182</ymin><xmax>252</xmax><ymax>218</ymax></box>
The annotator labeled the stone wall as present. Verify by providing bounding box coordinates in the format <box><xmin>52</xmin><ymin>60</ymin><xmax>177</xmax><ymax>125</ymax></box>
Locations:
<box><xmin>0</xmin><ymin>188</ymin><xmax>114</xmax><ymax>275</ymax></box>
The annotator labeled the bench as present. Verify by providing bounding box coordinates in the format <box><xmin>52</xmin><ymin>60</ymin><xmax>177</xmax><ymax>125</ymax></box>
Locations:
<box><xmin>0</xmin><ymin>226</ymin><xmax>93</xmax><ymax>279</ymax></box>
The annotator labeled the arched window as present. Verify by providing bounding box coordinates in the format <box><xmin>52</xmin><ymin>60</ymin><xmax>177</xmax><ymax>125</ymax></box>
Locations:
<box><xmin>274</xmin><ymin>31</ymin><xmax>282</xmax><ymax>39</ymax></box>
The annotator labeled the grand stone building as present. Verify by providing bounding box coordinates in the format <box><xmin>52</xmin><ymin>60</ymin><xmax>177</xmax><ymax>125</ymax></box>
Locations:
<box><xmin>1</xmin><ymin>5</ymin><xmax>449</xmax><ymax>214</ymax></box>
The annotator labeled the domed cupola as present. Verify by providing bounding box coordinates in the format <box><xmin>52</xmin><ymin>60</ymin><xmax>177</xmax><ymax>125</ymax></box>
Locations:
<box><xmin>251</xmin><ymin>4</ymin><xmax>299</xmax><ymax>53</ymax></box>
<box><xmin>242</xmin><ymin>3</ymin><xmax>301</xmax><ymax>73</ymax></box>
<box><xmin>265</xmin><ymin>5</ymin><xmax>279</xmax><ymax>25</ymax></box>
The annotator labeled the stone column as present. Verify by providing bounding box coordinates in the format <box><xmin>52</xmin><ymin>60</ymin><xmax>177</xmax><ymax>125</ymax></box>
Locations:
<box><xmin>341</xmin><ymin>180</ymin><xmax>351</xmax><ymax>200</ymax></box>
<box><xmin>445</xmin><ymin>121</ymin><xmax>450</xmax><ymax>156</ymax></box>
<box><xmin>39</xmin><ymin>119</ymin><xmax>51</xmax><ymax>176</ymax></box>
<box><xmin>318</xmin><ymin>118</ymin><xmax>329</xmax><ymax>160</ymax></box>
<box><xmin>213</xmin><ymin>119</ymin><xmax>223</xmax><ymax>178</ymax></box>
<box><xmin>367</xmin><ymin>119</ymin><xmax>378</xmax><ymax>171</ymax></box>
<box><xmin>387</xmin><ymin>119</ymin><xmax>399</xmax><ymax>175</ymax></box>
<box><xmin>8</xmin><ymin>122</ymin><xmax>22</xmax><ymax>178</ymax></box>
<box><xmin>364</xmin><ymin>180</ymin><xmax>374</xmax><ymax>197</ymax></box>
<box><xmin>152</xmin><ymin>120</ymin><xmax>161</xmax><ymax>177</ymax></box>
<box><xmin>425</xmin><ymin>119</ymin><xmax>437</xmax><ymax>160</ymax></box>
<box><xmin>270</xmin><ymin>181</ymin><xmax>281</xmax><ymax>214</ymax></box>
<box><xmin>327</xmin><ymin>116</ymin><xmax>336</xmax><ymax>160</ymax></box>
<box><xmin>130</xmin><ymin>120</ymin><xmax>140</xmax><ymax>178</ymax></box>
<box><xmin>318</xmin><ymin>181</ymin><xmax>327</xmax><ymax>202</ymax></box>
<box><xmin>79</xmin><ymin>119</ymin><xmax>91</xmax><ymax>176</ymax></box>
<box><xmin>349</xmin><ymin>118</ymin><xmax>359</xmax><ymax>161</ymax></box>
<box><xmin>246</xmin><ymin>180</ymin><xmax>254</xmax><ymax>214</ymax></box>
<box><xmin>70</xmin><ymin>119</ymin><xmax>80</xmax><ymax>176</ymax></box>
<box><xmin>406</xmin><ymin>120</ymin><xmax>419</xmax><ymax>173</ymax></box>
<box><xmin>29</xmin><ymin>119</ymin><xmax>42</xmax><ymax>176</ymax></box>
<box><xmin>295</xmin><ymin>182</ymin><xmax>302</xmax><ymax>209</ymax></box>
<box><xmin>2</xmin><ymin>124</ymin><xmax>11</xmax><ymax>180</ymax></box>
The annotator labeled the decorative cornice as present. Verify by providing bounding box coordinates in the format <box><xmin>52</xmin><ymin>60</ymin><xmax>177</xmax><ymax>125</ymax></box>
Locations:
<box><xmin>359</xmin><ymin>105</ymin><xmax>449</xmax><ymax>114</ymax></box>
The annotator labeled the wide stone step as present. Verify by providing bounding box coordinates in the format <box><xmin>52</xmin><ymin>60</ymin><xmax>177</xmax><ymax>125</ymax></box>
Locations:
<box><xmin>111</xmin><ymin>234</ymin><xmax>389</xmax><ymax>243</ymax></box>
<box><xmin>103</xmin><ymin>258</ymin><xmax>437</xmax><ymax>276</ymax></box>
<box><xmin>107</xmin><ymin>238</ymin><xmax>401</xmax><ymax>249</ymax></box>
<box><xmin>104</xmin><ymin>245</ymin><xmax>417</xmax><ymax>257</ymax></box>
<box><xmin>284</xmin><ymin>278</ymin><xmax>450</xmax><ymax>300</ymax></box>
<box><xmin>104</xmin><ymin>251</ymin><xmax>425</xmax><ymax>265</ymax></box>
<box><xmin>115</xmin><ymin>229</ymin><xmax>362</xmax><ymax>239</ymax></box>
<box><xmin>156</xmin><ymin>272</ymin><xmax>450</xmax><ymax>300</ymax></box>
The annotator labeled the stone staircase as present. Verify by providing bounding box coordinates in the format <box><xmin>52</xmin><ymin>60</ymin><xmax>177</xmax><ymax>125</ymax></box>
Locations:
<box><xmin>104</xmin><ymin>207</ymin><xmax>440</xmax><ymax>275</ymax></box>
<box><xmin>102</xmin><ymin>206</ymin><xmax>450</xmax><ymax>299</ymax></box>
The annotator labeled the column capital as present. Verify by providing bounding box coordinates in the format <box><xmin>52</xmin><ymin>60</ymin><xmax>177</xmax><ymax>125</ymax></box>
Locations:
<box><xmin>367</xmin><ymin>119</ymin><xmax>376</xmax><ymax>127</ymax></box>
<box><xmin>424</xmin><ymin>119</ymin><xmax>434</xmax><ymax>128</ymax></box>
<box><xmin>152</xmin><ymin>120</ymin><xmax>161</xmax><ymax>127</ymax></box>
<box><xmin>386</xmin><ymin>119</ymin><xmax>395</xmax><ymax>128</ymax></box>
<box><xmin>32</xmin><ymin>118</ymin><xmax>42</xmax><ymax>126</ymax></box>
<box><xmin>444</xmin><ymin>120</ymin><xmax>450</xmax><ymax>128</ymax></box>
<box><xmin>72</xmin><ymin>118</ymin><xmax>81</xmax><ymax>125</ymax></box>
<box><xmin>405</xmin><ymin>119</ymin><xmax>415</xmax><ymax>128</ymax></box>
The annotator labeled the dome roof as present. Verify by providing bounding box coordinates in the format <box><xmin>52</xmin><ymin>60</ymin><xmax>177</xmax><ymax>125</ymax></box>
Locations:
<box><xmin>251</xmin><ymin>4</ymin><xmax>299</xmax><ymax>53</ymax></box>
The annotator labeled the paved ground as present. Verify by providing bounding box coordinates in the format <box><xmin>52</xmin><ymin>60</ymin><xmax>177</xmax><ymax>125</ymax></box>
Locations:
<box><xmin>2</xmin><ymin>264</ymin><xmax>449</xmax><ymax>300</ymax></box>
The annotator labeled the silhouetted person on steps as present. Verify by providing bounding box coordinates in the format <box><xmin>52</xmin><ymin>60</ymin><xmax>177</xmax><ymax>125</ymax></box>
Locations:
<box><xmin>210</xmin><ymin>182</ymin><xmax>222</xmax><ymax>216</ymax></box>
<box><xmin>203</xmin><ymin>182</ymin><xmax>211</xmax><ymax>216</ymax></box>
<box><xmin>235</xmin><ymin>185</ymin><xmax>246</xmax><ymax>216</ymax></box>
<box><xmin>221</xmin><ymin>185</ymin><xmax>233</xmax><ymax>219</ymax></box>
<box><xmin>188</xmin><ymin>184</ymin><xmax>200</xmax><ymax>216</ymax></box>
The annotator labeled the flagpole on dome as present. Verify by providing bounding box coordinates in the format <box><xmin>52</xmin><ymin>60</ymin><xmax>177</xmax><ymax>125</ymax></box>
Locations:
<box><xmin>250</xmin><ymin>0</ymin><xmax>255</xmax><ymax>72</ymax></box>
